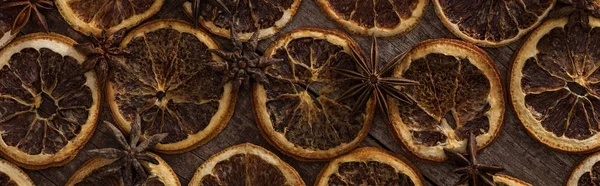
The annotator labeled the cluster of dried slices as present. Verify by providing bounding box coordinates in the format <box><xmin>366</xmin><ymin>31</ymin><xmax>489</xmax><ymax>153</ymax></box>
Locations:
<box><xmin>106</xmin><ymin>19</ymin><xmax>236</xmax><ymax>154</ymax></box>
<box><xmin>433</xmin><ymin>0</ymin><xmax>556</xmax><ymax>47</ymax></box>
<box><xmin>314</xmin><ymin>0</ymin><xmax>429</xmax><ymax>38</ymax></box>
<box><xmin>388</xmin><ymin>39</ymin><xmax>505</xmax><ymax>162</ymax></box>
<box><xmin>0</xmin><ymin>33</ymin><xmax>101</xmax><ymax>169</ymax></box>
<box><xmin>252</xmin><ymin>28</ymin><xmax>376</xmax><ymax>161</ymax></box>
<box><xmin>66</xmin><ymin>153</ymin><xmax>180</xmax><ymax>186</ymax></box>
<box><xmin>0</xmin><ymin>158</ymin><xmax>34</xmax><ymax>186</ymax></box>
<box><xmin>183</xmin><ymin>0</ymin><xmax>302</xmax><ymax>40</ymax></box>
<box><xmin>510</xmin><ymin>10</ymin><xmax>600</xmax><ymax>153</ymax></box>
<box><xmin>189</xmin><ymin>143</ymin><xmax>305</xmax><ymax>185</ymax></box>
<box><xmin>55</xmin><ymin>0</ymin><xmax>164</xmax><ymax>35</ymax></box>
<box><xmin>315</xmin><ymin>147</ymin><xmax>425</xmax><ymax>186</ymax></box>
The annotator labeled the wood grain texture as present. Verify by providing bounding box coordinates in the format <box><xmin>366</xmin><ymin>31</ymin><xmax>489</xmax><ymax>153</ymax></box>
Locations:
<box><xmin>10</xmin><ymin>0</ymin><xmax>583</xmax><ymax>186</ymax></box>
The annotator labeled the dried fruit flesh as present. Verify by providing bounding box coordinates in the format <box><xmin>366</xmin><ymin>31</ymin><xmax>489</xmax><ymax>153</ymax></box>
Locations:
<box><xmin>182</xmin><ymin>0</ymin><xmax>302</xmax><ymax>40</ymax></box>
<box><xmin>107</xmin><ymin>20</ymin><xmax>236</xmax><ymax>154</ymax></box>
<box><xmin>388</xmin><ymin>39</ymin><xmax>504</xmax><ymax>162</ymax></box>
<box><xmin>65</xmin><ymin>153</ymin><xmax>180</xmax><ymax>186</ymax></box>
<box><xmin>314</xmin><ymin>0</ymin><xmax>429</xmax><ymax>37</ymax></box>
<box><xmin>252</xmin><ymin>28</ymin><xmax>376</xmax><ymax>161</ymax></box>
<box><xmin>315</xmin><ymin>147</ymin><xmax>425</xmax><ymax>186</ymax></box>
<box><xmin>189</xmin><ymin>143</ymin><xmax>305</xmax><ymax>186</ymax></box>
<box><xmin>510</xmin><ymin>12</ymin><xmax>600</xmax><ymax>153</ymax></box>
<box><xmin>0</xmin><ymin>33</ymin><xmax>100</xmax><ymax>169</ymax></box>
<box><xmin>433</xmin><ymin>0</ymin><xmax>556</xmax><ymax>47</ymax></box>
<box><xmin>0</xmin><ymin>158</ymin><xmax>34</xmax><ymax>186</ymax></box>
<box><xmin>55</xmin><ymin>0</ymin><xmax>164</xmax><ymax>36</ymax></box>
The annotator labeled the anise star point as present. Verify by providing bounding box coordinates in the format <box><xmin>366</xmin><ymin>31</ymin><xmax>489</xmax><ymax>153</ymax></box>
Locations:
<box><xmin>444</xmin><ymin>134</ymin><xmax>504</xmax><ymax>186</ymax></box>
<box><xmin>74</xmin><ymin>29</ymin><xmax>131</xmax><ymax>85</ymax></box>
<box><xmin>0</xmin><ymin>0</ymin><xmax>53</xmax><ymax>33</ymax></box>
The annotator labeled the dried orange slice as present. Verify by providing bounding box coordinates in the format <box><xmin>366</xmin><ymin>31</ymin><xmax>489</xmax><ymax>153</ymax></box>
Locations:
<box><xmin>433</xmin><ymin>0</ymin><xmax>556</xmax><ymax>47</ymax></box>
<box><xmin>0</xmin><ymin>158</ymin><xmax>34</xmax><ymax>186</ymax></box>
<box><xmin>315</xmin><ymin>147</ymin><xmax>425</xmax><ymax>186</ymax></box>
<box><xmin>189</xmin><ymin>143</ymin><xmax>305</xmax><ymax>185</ymax></box>
<box><xmin>182</xmin><ymin>0</ymin><xmax>302</xmax><ymax>40</ymax></box>
<box><xmin>0</xmin><ymin>33</ymin><xmax>101</xmax><ymax>169</ymax></box>
<box><xmin>65</xmin><ymin>152</ymin><xmax>180</xmax><ymax>186</ymax></box>
<box><xmin>489</xmin><ymin>174</ymin><xmax>532</xmax><ymax>186</ymax></box>
<box><xmin>314</xmin><ymin>0</ymin><xmax>429</xmax><ymax>37</ymax></box>
<box><xmin>252</xmin><ymin>28</ymin><xmax>376</xmax><ymax>161</ymax></box>
<box><xmin>55</xmin><ymin>0</ymin><xmax>164</xmax><ymax>36</ymax></box>
<box><xmin>510</xmin><ymin>11</ymin><xmax>600</xmax><ymax>153</ymax></box>
<box><xmin>388</xmin><ymin>39</ymin><xmax>504</xmax><ymax>162</ymax></box>
<box><xmin>566</xmin><ymin>151</ymin><xmax>600</xmax><ymax>185</ymax></box>
<box><xmin>0</xmin><ymin>7</ymin><xmax>21</xmax><ymax>49</ymax></box>
<box><xmin>106</xmin><ymin>19</ymin><xmax>236</xmax><ymax>154</ymax></box>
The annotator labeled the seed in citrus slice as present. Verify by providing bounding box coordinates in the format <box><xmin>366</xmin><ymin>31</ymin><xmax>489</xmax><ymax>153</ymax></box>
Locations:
<box><xmin>106</xmin><ymin>19</ymin><xmax>236</xmax><ymax>154</ymax></box>
<box><xmin>388</xmin><ymin>39</ymin><xmax>504</xmax><ymax>162</ymax></box>
<box><xmin>65</xmin><ymin>152</ymin><xmax>180</xmax><ymax>186</ymax></box>
<box><xmin>510</xmin><ymin>11</ymin><xmax>600</xmax><ymax>153</ymax></box>
<box><xmin>433</xmin><ymin>0</ymin><xmax>556</xmax><ymax>47</ymax></box>
<box><xmin>252</xmin><ymin>28</ymin><xmax>376</xmax><ymax>161</ymax></box>
<box><xmin>0</xmin><ymin>33</ymin><xmax>101</xmax><ymax>169</ymax></box>
<box><xmin>315</xmin><ymin>147</ymin><xmax>425</xmax><ymax>186</ymax></box>
<box><xmin>189</xmin><ymin>143</ymin><xmax>305</xmax><ymax>186</ymax></box>
<box><xmin>55</xmin><ymin>0</ymin><xmax>164</xmax><ymax>36</ymax></box>
<box><xmin>0</xmin><ymin>158</ymin><xmax>34</xmax><ymax>186</ymax></box>
<box><xmin>314</xmin><ymin>0</ymin><xmax>429</xmax><ymax>37</ymax></box>
<box><xmin>182</xmin><ymin>0</ymin><xmax>302</xmax><ymax>41</ymax></box>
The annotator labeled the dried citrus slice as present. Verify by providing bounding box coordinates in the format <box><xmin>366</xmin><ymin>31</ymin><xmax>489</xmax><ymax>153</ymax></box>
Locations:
<box><xmin>388</xmin><ymin>39</ymin><xmax>504</xmax><ymax>162</ymax></box>
<box><xmin>189</xmin><ymin>143</ymin><xmax>305</xmax><ymax>185</ymax></box>
<box><xmin>0</xmin><ymin>7</ymin><xmax>20</xmax><ymax>49</ymax></box>
<box><xmin>489</xmin><ymin>174</ymin><xmax>532</xmax><ymax>186</ymax></box>
<box><xmin>510</xmin><ymin>11</ymin><xmax>600</xmax><ymax>153</ymax></box>
<box><xmin>0</xmin><ymin>33</ymin><xmax>101</xmax><ymax>169</ymax></box>
<box><xmin>106</xmin><ymin>19</ymin><xmax>236</xmax><ymax>154</ymax></box>
<box><xmin>433</xmin><ymin>0</ymin><xmax>556</xmax><ymax>47</ymax></box>
<box><xmin>315</xmin><ymin>147</ymin><xmax>425</xmax><ymax>186</ymax></box>
<box><xmin>65</xmin><ymin>152</ymin><xmax>180</xmax><ymax>186</ymax></box>
<box><xmin>566</xmin><ymin>151</ymin><xmax>600</xmax><ymax>185</ymax></box>
<box><xmin>0</xmin><ymin>158</ymin><xmax>34</xmax><ymax>186</ymax></box>
<box><xmin>182</xmin><ymin>0</ymin><xmax>302</xmax><ymax>40</ymax></box>
<box><xmin>252</xmin><ymin>28</ymin><xmax>376</xmax><ymax>161</ymax></box>
<box><xmin>55</xmin><ymin>0</ymin><xmax>164</xmax><ymax>36</ymax></box>
<box><xmin>314</xmin><ymin>0</ymin><xmax>429</xmax><ymax>37</ymax></box>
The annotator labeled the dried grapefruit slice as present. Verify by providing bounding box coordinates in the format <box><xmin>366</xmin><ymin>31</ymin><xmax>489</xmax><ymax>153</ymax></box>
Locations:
<box><xmin>189</xmin><ymin>143</ymin><xmax>305</xmax><ymax>186</ymax></box>
<box><xmin>252</xmin><ymin>28</ymin><xmax>376</xmax><ymax>161</ymax></box>
<box><xmin>314</xmin><ymin>0</ymin><xmax>429</xmax><ymax>37</ymax></box>
<box><xmin>182</xmin><ymin>0</ymin><xmax>302</xmax><ymax>40</ymax></box>
<box><xmin>55</xmin><ymin>0</ymin><xmax>164</xmax><ymax>36</ymax></box>
<box><xmin>65</xmin><ymin>152</ymin><xmax>180</xmax><ymax>186</ymax></box>
<box><xmin>0</xmin><ymin>33</ymin><xmax>101</xmax><ymax>169</ymax></box>
<box><xmin>315</xmin><ymin>147</ymin><xmax>425</xmax><ymax>186</ymax></box>
<box><xmin>566</xmin><ymin>151</ymin><xmax>600</xmax><ymax>185</ymax></box>
<box><xmin>433</xmin><ymin>0</ymin><xmax>556</xmax><ymax>47</ymax></box>
<box><xmin>510</xmin><ymin>11</ymin><xmax>600</xmax><ymax>153</ymax></box>
<box><xmin>106</xmin><ymin>19</ymin><xmax>236</xmax><ymax>154</ymax></box>
<box><xmin>388</xmin><ymin>39</ymin><xmax>504</xmax><ymax>162</ymax></box>
<box><xmin>0</xmin><ymin>158</ymin><xmax>34</xmax><ymax>186</ymax></box>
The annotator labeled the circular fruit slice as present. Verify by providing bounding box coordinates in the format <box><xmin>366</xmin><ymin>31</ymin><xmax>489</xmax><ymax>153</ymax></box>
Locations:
<box><xmin>252</xmin><ymin>28</ymin><xmax>376</xmax><ymax>161</ymax></box>
<box><xmin>189</xmin><ymin>143</ymin><xmax>305</xmax><ymax>186</ymax></box>
<box><xmin>315</xmin><ymin>147</ymin><xmax>425</xmax><ymax>186</ymax></box>
<box><xmin>182</xmin><ymin>0</ymin><xmax>302</xmax><ymax>40</ymax></box>
<box><xmin>0</xmin><ymin>33</ymin><xmax>101</xmax><ymax>169</ymax></box>
<box><xmin>566</xmin><ymin>151</ymin><xmax>600</xmax><ymax>186</ymax></box>
<box><xmin>55</xmin><ymin>0</ymin><xmax>164</xmax><ymax>36</ymax></box>
<box><xmin>65</xmin><ymin>153</ymin><xmax>180</xmax><ymax>186</ymax></box>
<box><xmin>314</xmin><ymin>0</ymin><xmax>429</xmax><ymax>37</ymax></box>
<box><xmin>0</xmin><ymin>158</ymin><xmax>34</xmax><ymax>186</ymax></box>
<box><xmin>433</xmin><ymin>0</ymin><xmax>556</xmax><ymax>47</ymax></box>
<box><xmin>388</xmin><ymin>39</ymin><xmax>504</xmax><ymax>162</ymax></box>
<box><xmin>107</xmin><ymin>19</ymin><xmax>236</xmax><ymax>154</ymax></box>
<box><xmin>489</xmin><ymin>174</ymin><xmax>531</xmax><ymax>186</ymax></box>
<box><xmin>510</xmin><ymin>12</ymin><xmax>600</xmax><ymax>153</ymax></box>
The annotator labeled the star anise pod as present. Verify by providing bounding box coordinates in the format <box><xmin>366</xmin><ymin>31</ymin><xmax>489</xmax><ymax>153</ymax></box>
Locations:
<box><xmin>0</xmin><ymin>0</ymin><xmax>53</xmax><ymax>32</ymax></box>
<box><xmin>74</xmin><ymin>29</ymin><xmax>131</xmax><ymax>86</ymax></box>
<box><xmin>86</xmin><ymin>115</ymin><xmax>168</xmax><ymax>186</ymax></box>
<box><xmin>444</xmin><ymin>134</ymin><xmax>505</xmax><ymax>186</ymax></box>
<box><xmin>334</xmin><ymin>36</ymin><xmax>419</xmax><ymax>122</ymax></box>
<box><xmin>190</xmin><ymin>0</ymin><xmax>230</xmax><ymax>27</ymax></box>
<box><xmin>207</xmin><ymin>18</ymin><xmax>282</xmax><ymax>92</ymax></box>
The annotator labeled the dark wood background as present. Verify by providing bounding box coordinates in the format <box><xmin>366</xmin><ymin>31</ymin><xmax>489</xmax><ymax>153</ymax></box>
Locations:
<box><xmin>13</xmin><ymin>0</ymin><xmax>583</xmax><ymax>185</ymax></box>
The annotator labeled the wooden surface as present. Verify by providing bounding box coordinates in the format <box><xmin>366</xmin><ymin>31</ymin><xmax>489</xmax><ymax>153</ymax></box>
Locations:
<box><xmin>14</xmin><ymin>1</ymin><xmax>583</xmax><ymax>185</ymax></box>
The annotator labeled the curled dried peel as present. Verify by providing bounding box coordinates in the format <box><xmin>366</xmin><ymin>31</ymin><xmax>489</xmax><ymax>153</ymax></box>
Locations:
<box><xmin>389</xmin><ymin>39</ymin><xmax>504</xmax><ymax>162</ymax></box>
<box><xmin>510</xmin><ymin>12</ymin><xmax>600</xmax><ymax>153</ymax></box>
